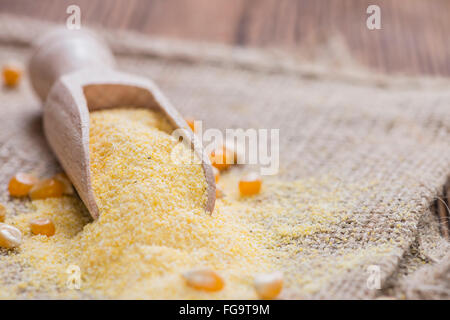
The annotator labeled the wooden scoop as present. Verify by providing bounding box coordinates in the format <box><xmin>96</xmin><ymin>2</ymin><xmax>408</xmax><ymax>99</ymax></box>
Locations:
<box><xmin>28</xmin><ymin>28</ymin><xmax>215</xmax><ymax>219</ymax></box>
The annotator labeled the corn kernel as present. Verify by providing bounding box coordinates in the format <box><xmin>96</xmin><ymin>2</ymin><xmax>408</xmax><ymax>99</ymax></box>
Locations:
<box><xmin>185</xmin><ymin>118</ymin><xmax>195</xmax><ymax>132</ymax></box>
<box><xmin>30</xmin><ymin>218</ymin><xmax>55</xmax><ymax>237</ymax></box>
<box><xmin>0</xmin><ymin>223</ymin><xmax>22</xmax><ymax>249</ymax></box>
<box><xmin>216</xmin><ymin>186</ymin><xmax>224</xmax><ymax>199</ymax></box>
<box><xmin>213</xmin><ymin>167</ymin><xmax>220</xmax><ymax>183</ymax></box>
<box><xmin>210</xmin><ymin>146</ymin><xmax>235</xmax><ymax>171</ymax></box>
<box><xmin>239</xmin><ymin>172</ymin><xmax>262</xmax><ymax>196</ymax></box>
<box><xmin>0</xmin><ymin>204</ymin><xmax>5</xmax><ymax>222</ymax></box>
<box><xmin>182</xmin><ymin>268</ymin><xmax>225</xmax><ymax>292</ymax></box>
<box><xmin>2</xmin><ymin>64</ymin><xmax>22</xmax><ymax>87</ymax></box>
<box><xmin>254</xmin><ymin>272</ymin><xmax>283</xmax><ymax>299</ymax></box>
<box><xmin>29</xmin><ymin>178</ymin><xmax>64</xmax><ymax>200</ymax></box>
<box><xmin>8</xmin><ymin>173</ymin><xmax>38</xmax><ymax>197</ymax></box>
<box><xmin>54</xmin><ymin>173</ymin><xmax>74</xmax><ymax>195</ymax></box>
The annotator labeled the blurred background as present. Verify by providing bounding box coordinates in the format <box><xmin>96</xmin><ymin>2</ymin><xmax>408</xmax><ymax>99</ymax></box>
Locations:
<box><xmin>1</xmin><ymin>0</ymin><xmax>449</xmax><ymax>76</ymax></box>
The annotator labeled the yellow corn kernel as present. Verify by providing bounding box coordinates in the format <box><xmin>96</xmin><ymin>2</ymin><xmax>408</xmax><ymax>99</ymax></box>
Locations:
<box><xmin>182</xmin><ymin>268</ymin><xmax>225</xmax><ymax>292</ymax></box>
<box><xmin>216</xmin><ymin>186</ymin><xmax>224</xmax><ymax>199</ymax></box>
<box><xmin>2</xmin><ymin>64</ymin><xmax>22</xmax><ymax>87</ymax></box>
<box><xmin>0</xmin><ymin>204</ymin><xmax>5</xmax><ymax>222</ymax></box>
<box><xmin>210</xmin><ymin>146</ymin><xmax>235</xmax><ymax>171</ymax></box>
<box><xmin>30</xmin><ymin>218</ymin><xmax>55</xmax><ymax>237</ymax></box>
<box><xmin>185</xmin><ymin>118</ymin><xmax>195</xmax><ymax>132</ymax></box>
<box><xmin>53</xmin><ymin>173</ymin><xmax>74</xmax><ymax>195</ymax></box>
<box><xmin>239</xmin><ymin>172</ymin><xmax>262</xmax><ymax>196</ymax></box>
<box><xmin>29</xmin><ymin>178</ymin><xmax>64</xmax><ymax>200</ymax></box>
<box><xmin>254</xmin><ymin>272</ymin><xmax>283</xmax><ymax>299</ymax></box>
<box><xmin>213</xmin><ymin>166</ymin><xmax>220</xmax><ymax>183</ymax></box>
<box><xmin>0</xmin><ymin>223</ymin><xmax>22</xmax><ymax>249</ymax></box>
<box><xmin>8</xmin><ymin>173</ymin><xmax>39</xmax><ymax>197</ymax></box>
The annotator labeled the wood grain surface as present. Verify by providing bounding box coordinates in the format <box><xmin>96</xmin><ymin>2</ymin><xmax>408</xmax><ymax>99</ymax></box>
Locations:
<box><xmin>1</xmin><ymin>0</ymin><xmax>449</xmax><ymax>76</ymax></box>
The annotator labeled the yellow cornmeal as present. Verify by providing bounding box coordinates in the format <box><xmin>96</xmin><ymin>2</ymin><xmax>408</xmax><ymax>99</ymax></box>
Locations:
<box><xmin>0</xmin><ymin>109</ymin><xmax>398</xmax><ymax>299</ymax></box>
<box><xmin>2</xmin><ymin>109</ymin><xmax>275</xmax><ymax>299</ymax></box>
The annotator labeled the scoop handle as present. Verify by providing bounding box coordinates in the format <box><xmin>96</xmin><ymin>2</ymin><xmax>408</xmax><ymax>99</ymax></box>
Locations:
<box><xmin>29</xmin><ymin>28</ymin><xmax>115</xmax><ymax>101</ymax></box>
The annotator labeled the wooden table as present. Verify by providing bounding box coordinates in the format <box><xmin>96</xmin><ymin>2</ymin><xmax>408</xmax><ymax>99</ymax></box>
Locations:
<box><xmin>1</xmin><ymin>0</ymin><xmax>449</xmax><ymax>76</ymax></box>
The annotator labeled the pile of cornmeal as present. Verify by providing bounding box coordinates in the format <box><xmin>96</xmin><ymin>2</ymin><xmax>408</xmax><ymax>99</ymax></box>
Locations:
<box><xmin>0</xmin><ymin>109</ymin><xmax>385</xmax><ymax>299</ymax></box>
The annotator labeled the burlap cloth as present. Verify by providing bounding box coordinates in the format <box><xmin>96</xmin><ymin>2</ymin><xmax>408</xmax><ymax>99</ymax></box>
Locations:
<box><xmin>0</xmin><ymin>14</ymin><xmax>449</xmax><ymax>299</ymax></box>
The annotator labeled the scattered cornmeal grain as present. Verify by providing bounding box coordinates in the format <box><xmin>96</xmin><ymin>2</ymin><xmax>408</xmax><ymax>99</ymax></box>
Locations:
<box><xmin>0</xmin><ymin>108</ymin><xmax>371</xmax><ymax>299</ymax></box>
<box><xmin>29</xmin><ymin>178</ymin><xmax>64</xmax><ymax>200</ymax></box>
<box><xmin>254</xmin><ymin>272</ymin><xmax>283</xmax><ymax>299</ymax></box>
<box><xmin>0</xmin><ymin>204</ymin><xmax>6</xmax><ymax>222</ymax></box>
<box><xmin>0</xmin><ymin>108</ymin><xmax>273</xmax><ymax>299</ymax></box>
<box><xmin>2</xmin><ymin>64</ymin><xmax>22</xmax><ymax>87</ymax></box>
<box><xmin>30</xmin><ymin>218</ymin><xmax>55</xmax><ymax>237</ymax></box>
<box><xmin>0</xmin><ymin>223</ymin><xmax>22</xmax><ymax>249</ymax></box>
<box><xmin>2</xmin><ymin>164</ymin><xmax>369</xmax><ymax>299</ymax></box>
<box><xmin>239</xmin><ymin>172</ymin><xmax>262</xmax><ymax>196</ymax></box>
<box><xmin>182</xmin><ymin>268</ymin><xmax>225</xmax><ymax>292</ymax></box>
<box><xmin>8</xmin><ymin>173</ymin><xmax>38</xmax><ymax>197</ymax></box>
